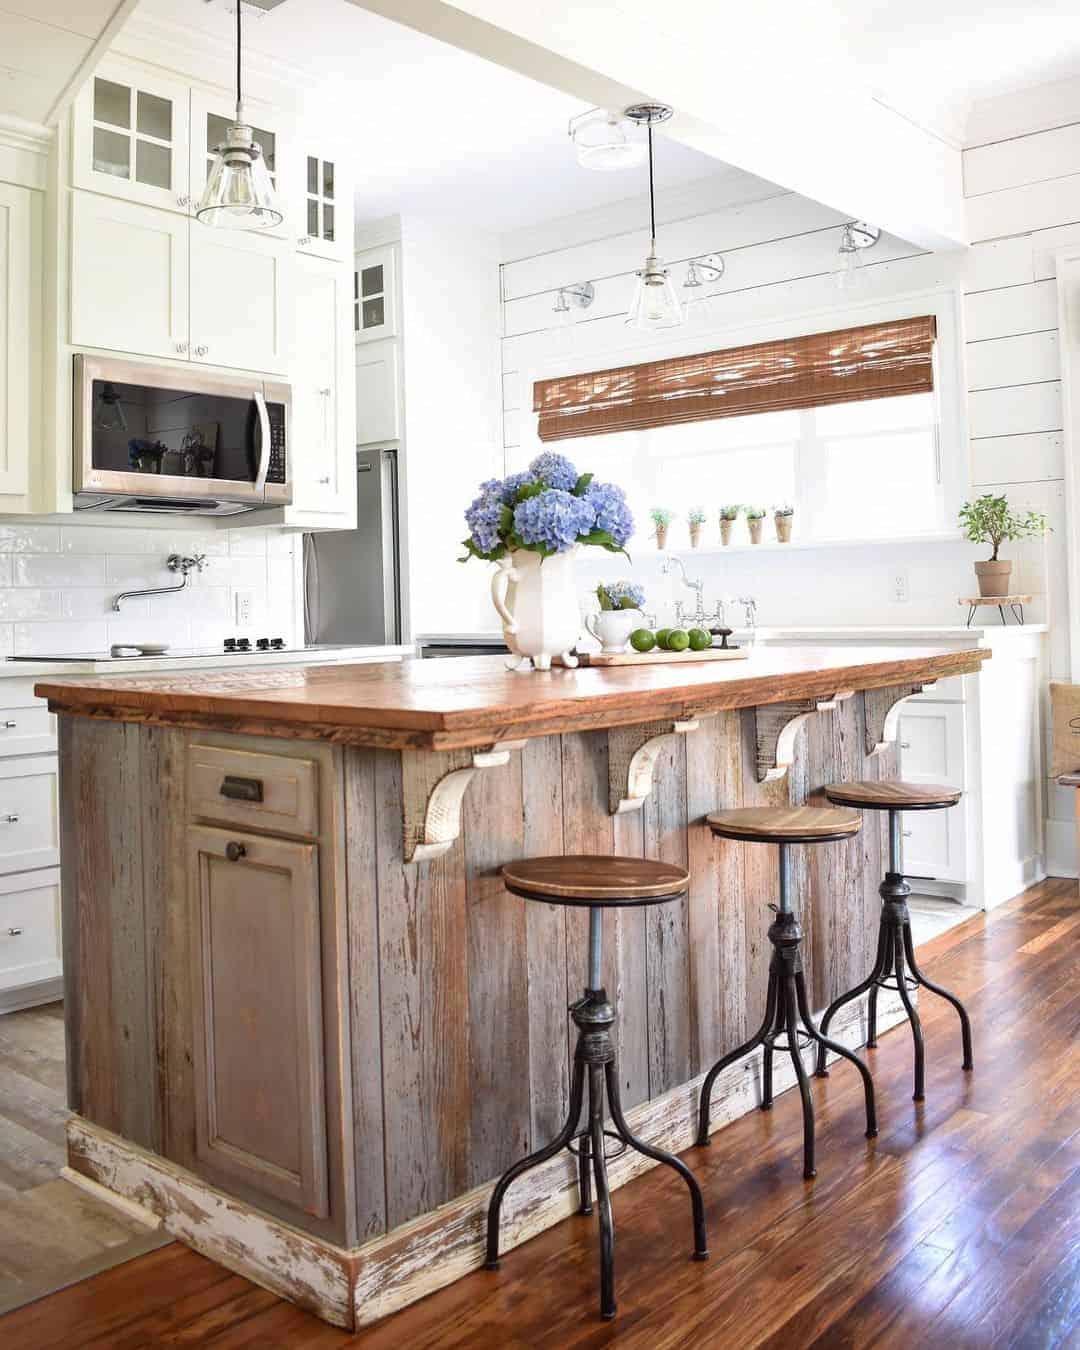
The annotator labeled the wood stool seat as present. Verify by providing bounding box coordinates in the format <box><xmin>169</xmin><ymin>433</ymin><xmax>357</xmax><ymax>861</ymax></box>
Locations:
<box><xmin>707</xmin><ymin>805</ymin><xmax>861</xmax><ymax>845</ymax></box>
<box><xmin>501</xmin><ymin>855</ymin><xmax>690</xmax><ymax>906</ymax></box>
<box><xmin>824</xmin><ymin>780</ymin><xmax>961</xmax><ymax>811</ymax></box>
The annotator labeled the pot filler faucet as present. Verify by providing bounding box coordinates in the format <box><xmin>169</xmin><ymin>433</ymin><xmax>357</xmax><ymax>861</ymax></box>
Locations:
<box><xmin>112</xmin><ymin>553</ymin><xmax>207</xmax><ymax>612</ymax></box>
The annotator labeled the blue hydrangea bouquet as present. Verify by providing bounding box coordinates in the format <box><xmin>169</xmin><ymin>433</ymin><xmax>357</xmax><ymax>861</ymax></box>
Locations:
<box><xmin>460</xmin><ymin>452</ymin><xmax>634</xmax><ymax>563</ymax></box>
<box><xmin>461</xmin><ymin>453</ymin><xmax>636</xmax><ymax>672</ymax></box>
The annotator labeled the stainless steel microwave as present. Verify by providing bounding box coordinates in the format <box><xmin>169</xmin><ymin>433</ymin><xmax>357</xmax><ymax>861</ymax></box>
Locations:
<box><xmin>73</xmin><ymin>355</ymin><xmax>292</xmax><ymax>515</ymax></box>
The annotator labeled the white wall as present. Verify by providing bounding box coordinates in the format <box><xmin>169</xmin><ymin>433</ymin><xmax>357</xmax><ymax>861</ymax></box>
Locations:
<box><xmin>0</xmin><ymin>523</ymin><xmax>298</xmax><ymax>656</ymax></box>
<box><xmin>496</xmin><ymin>102</ymin><xmax>1080</xmax><ymax>873</ymax></box>
<box><xmin>398</xmin><ymin>214</ymin><xmax>503</xmax><ymax>636</ymax></box>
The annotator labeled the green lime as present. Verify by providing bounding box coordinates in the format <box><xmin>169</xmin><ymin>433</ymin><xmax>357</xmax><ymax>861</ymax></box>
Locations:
<box><xmin>667</xmin><ymin>629</ymin><xmax>690</xmax><ymax>652</ymax></box>
<box><xmin>688</xmin><ymin>628</ymin><xmax>711</xmax><ymax>651</ymax></box>
<box><xmin>630</xmin><ymin>628</ymin><xmax>656</xmax><ymax>653</ymax></box>
<box><xmin>655</xmin><ymin>628</ymin><xmax>672</xmax><ymax>650</ymax></box>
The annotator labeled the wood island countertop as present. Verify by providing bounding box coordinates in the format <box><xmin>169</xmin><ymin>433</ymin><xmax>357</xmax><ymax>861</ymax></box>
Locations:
<box><xmin>36</xmin><ymin>644</ymin><xmax>989</xmax><ymax>751</ymax></box>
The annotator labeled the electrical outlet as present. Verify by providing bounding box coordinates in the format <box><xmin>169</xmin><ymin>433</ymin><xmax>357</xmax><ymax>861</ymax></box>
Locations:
<box><xmin>234</xmin><ymin>589</ymin><xmax>255</xmax><ymax>627</ymax></box>
<box><xmin>891</xmin><ymin>570</ymin><xmax>910</xmax><ymax>604</ymax></box>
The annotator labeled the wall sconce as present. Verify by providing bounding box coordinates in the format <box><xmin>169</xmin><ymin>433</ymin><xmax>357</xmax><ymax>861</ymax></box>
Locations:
<box><xmin>552</xmin><ymin>281</ymin><xmax>596</xmax><ymax>326</ymax></box>
<box><xmin>834</xmin><ymin>222</ymin><xmax>881</xmax><ymax>290</ymax></box>
<box><xmin>682</xmin><ymin>254</ymin><xmax>725</xmax><ymax>326</ymax></box>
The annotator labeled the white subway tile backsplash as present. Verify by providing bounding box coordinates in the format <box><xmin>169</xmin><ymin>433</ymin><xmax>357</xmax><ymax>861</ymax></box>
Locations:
<box><xmin>227</xmin><ymin>529</ymin><xmax>269</xmax><ymax>556</ymax></box>
<box><xmin>14</xmin><ymin>620</ymin><xmax>108</xmax><ymax>656</ymax></box>
<box><xmin>106</xmin><ymin>614</ymin><xmax>193</xmax><ymax>649</ymax></box>
<box><xmin>0</xmin><ymin>525</ymin><xmax>61</xmax><ymax>553</ymax></box>
<box><xmin>14</xmin><ymin>555</ymin><xmax>106</xmax><ymax>587</ymax></box>
<box><xmin>104</xmin><ymin>556</ymin><xmax>174</xmax><ymax>588</ymax></box>
<box><xmin>61</xmin><ymin>588</ymin><xmax>146</xmax><ymax>620</ymax></box>
<box><xmin>0</xmin><ymin>590</ymin><xmax>62</xmax><ymax>622</ymax></box>
<box><xmin>58</xmin><ymin>526</ymin><xmax>158</xmax><ymax>555</ymax></box>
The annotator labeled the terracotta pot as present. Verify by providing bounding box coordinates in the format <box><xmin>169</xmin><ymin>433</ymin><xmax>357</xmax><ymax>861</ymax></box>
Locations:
<box><xmin>655</xmin><ymin>524</ymin><xmax>668</xmax><ymax>550</ymax></box>
<box><xmin>719</xmin><ymin>518</ymin><xmax>734</xmax><ymax>546</ymax></box>
<box><xmin>689</xmin><ymin>522</ymin><xmax>703</xmax><ymax>548</ymax></box>
<box><xmin>775</xmin><ymin>513</ymin><xmax>793</xmax><ymax>543</ymax></box>
<box><xmin>974</xmin><ymin>559</ymin><xmax>1012</xmax><ymax>598</ymax></box>
<box><xmin>748</xmin><ymin>517</ymin><xmax>764</xmax><ymax>545</ymax></box>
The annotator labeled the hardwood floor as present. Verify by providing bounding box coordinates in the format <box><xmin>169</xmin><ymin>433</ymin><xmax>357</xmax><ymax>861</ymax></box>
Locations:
<box><xmin>0</xmin><ymin>1003</ymin><xmax>67</xmax><ymax>1192</ymax></box>
<box><xmin>2</xmin><ymin>879</ymin><xmax>1077</xmax><ymax>1348</ymax></box>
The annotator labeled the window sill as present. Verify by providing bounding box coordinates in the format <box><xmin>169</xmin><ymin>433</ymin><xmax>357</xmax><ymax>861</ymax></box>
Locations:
<box><xmin>653</xmin><ymin>530</ymin><xmax>966</xmax><ymax>558</ymax></box>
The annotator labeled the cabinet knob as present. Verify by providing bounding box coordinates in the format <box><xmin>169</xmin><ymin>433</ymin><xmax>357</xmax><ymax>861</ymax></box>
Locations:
<box><xmin>175</xmin><ymin>341</ymin><xmax>188</xmax><ymax>355</ymax></box>
<box><xmin>225</xmin><ymin>841</ymin><xmax>247</xmax><ymax>862</ymax></box>
<box><xmin>298</xmin><ymin>235</ymin><xmax>312</xmax><ymax>247</ymax></box>
<box><xmin>3</xmin><ymin>813</ymin><xmax>18</xmax><ymax>824</ymax></box>
<box><xmin>899</xmin><ymin>741</ymin><xmax>911</xmax><ymax>750</ymax></box>
<box><xmin>318</xmin><ymin>387</ymin><xmax>332</xmax><ymax>397</ymax></box>
<box><xmin>194</xmin><ymin>345</ymin><xmax>209</xmax><ymax>358</ymax></box>
<box><xmin>177</xmin><ymin>194</ymin><xmax>190</xmax><ymax>208</ymax></box>
<box><xmin>317</xmin><ymin>475</ymin><xmax>331</xmax><ymax>485</ymax></box>
<box><xmin>902</xmin><ymin>829</ymin><xmax>912</xmax><ymax>838</ymax></box>
<box><xmin>6</xmin><ymin>927</ymin><xmax>22</xmax><ymax>937</ymax></box>
<box><xmin>1</xmin><ymin>720</ymin><xmax>16</xmax><ymax>729</ymax></box>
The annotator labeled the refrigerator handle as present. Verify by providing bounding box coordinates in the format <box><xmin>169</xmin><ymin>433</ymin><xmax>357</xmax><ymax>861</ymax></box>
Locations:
<box><xmin>302</xmin><ymin>534</ymin><xmax>319</xmax><ymax>643</ymax></box>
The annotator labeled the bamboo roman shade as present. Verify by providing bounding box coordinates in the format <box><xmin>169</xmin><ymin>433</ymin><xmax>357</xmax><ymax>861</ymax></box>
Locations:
<box><xmin>534</xmin><ymin>316</ymin><xmax>937</xmax><ymax>442</ymax></box>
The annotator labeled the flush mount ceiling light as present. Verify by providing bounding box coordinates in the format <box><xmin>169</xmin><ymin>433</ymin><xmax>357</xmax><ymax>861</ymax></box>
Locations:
<box><xmin>568</xmin><ymin>108</ymin><xmax>647</xmax><ymax>171</ymax></box>
<box><xmin>834</xmin><ymin>221</ymin><xmax>880</xmax><ymax>290</ymax></box>
<box><xmin>196</xmin><ymin>0</ymin><xmax>283</xmax><ymax>229</ymax></box>
<box><xmin>623</xmin><ymin>102</ymin><xmax>682</xmax><ymax>331</ymax></box>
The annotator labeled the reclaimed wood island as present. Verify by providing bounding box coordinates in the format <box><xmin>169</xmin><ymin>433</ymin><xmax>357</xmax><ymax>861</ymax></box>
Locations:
<box><xmin>37</xmin><ymin>645</ymin><xmax>988</xmax><ymax>1329</ymax></box>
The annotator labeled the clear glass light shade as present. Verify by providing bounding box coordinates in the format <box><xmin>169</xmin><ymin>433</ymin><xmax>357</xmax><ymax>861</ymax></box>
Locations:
<box><xmin>196</xmin><ymin>122</ymin><xmax>283</xmax><ymax>229</ymax></box>
<box><xmin>94</xmin><ymin>382</ymin><xmax>127</xmax><ymax>433</ymax></box>
<box><xmin>834</xmin><ymin>241</ymin><xmax>862</xmax><ymax>290</ymax></box>
<box><xmin>626</xmin><ymin>255</ymin><xmax>683</xmax><ymax>330</ymax></box>
<box><xmin>570</xmin><ymin>110</ymin><xmax>646</xmax><ymax>171</ymax></box>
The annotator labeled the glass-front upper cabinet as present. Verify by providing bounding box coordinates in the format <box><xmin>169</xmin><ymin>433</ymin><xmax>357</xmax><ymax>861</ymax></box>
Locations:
<box><xmin>72</xmin><ymin>59</ymin><xmax>192</xmax><ymax>213</ymax></box>
<box><xmin>188</xmin><ymin>87</ymin><xmax>290</xmax><ymax>238</ymax></box>
<box><xmin>354</xmin><ymin>244</ymin><xmax>396</xmax><ymax>343</ymax></box>
<box><xmin>296</xmin><ymin>150</ymin><xmax>351</xmax><ymax>260</ymax></box>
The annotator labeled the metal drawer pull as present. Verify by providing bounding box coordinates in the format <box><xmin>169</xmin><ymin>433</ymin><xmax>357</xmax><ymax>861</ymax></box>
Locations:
<box><xmin>2</xmin><ymin>813</ymin><xmax>18</xmax><ymax>824</ymax></box>
<box><xmin>899</xmin><ymin>741</ymin><xmax>911</xmax><ymax>750</ymax></box>
<box><xmin>6</xmin><ymin>927</ymin><xmax>22</xmax><ymax>936</ymax></box>
<box><xmin>1</xmin><ymin>720</ymin><xmax>16</xmax><ymax>729</ymax></box>
<box><xmin>220</xmin><ymin>775</ymin><xmax>263</xmax><ymax>803</ymax></box>
<box><xmin>225</xmin><ymin>841</ymin><xmax>247</xmax><ymax>862</ymax></box>
<box><xmin>902</xmin><ymin>829</ymin><xmax>912</xmax><ymax>838</ymax></box>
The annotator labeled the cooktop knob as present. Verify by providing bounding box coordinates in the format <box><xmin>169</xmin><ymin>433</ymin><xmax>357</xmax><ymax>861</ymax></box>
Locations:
<box><xmin>270</xmin><ymin>637</ymin><xmax>286</xmax><ymax>649</ymax></box>
<box><xmin>235</xmin><ymin>638</ymin><xmax>251</xmax><ymax>651</ymax></box>
<box><xmin>256</xmin><ymin>638</ymin><xmax>270</xmax><ymax>651</ymax></box>
<box><xmin>223</xmin><ymin>638</ymin><xmax>237</xmax><ymax>651</ymax></box>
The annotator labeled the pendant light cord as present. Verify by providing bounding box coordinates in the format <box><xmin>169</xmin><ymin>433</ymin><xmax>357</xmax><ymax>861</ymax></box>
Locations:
<box><xmin>648</xmin><ymin>123</ymin><xmax>656</xmax><ymax>250</ymax></box>
<box><xmin>235</xmin><ymin>0</ymin><xmax>243</xmax><ymax>119</ymax></box>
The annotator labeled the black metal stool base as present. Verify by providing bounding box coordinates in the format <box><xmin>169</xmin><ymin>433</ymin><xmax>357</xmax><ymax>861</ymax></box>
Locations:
<box><xmin>696</xmin><ymin>908</ymin><xmax>878</xmax><ymax>1179</ymax></box>
<box><xmin>485</xmin><ymin>986</ymin><xmax>708</xmax><ymax>1321</ymax></box>
<box><xmin>814</xmin><ymin>871</ymin><xmax>974</xmax><ymax>1101</ymax></box>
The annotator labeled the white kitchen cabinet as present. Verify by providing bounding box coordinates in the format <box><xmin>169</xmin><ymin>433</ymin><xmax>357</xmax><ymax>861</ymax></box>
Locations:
<box><xmin>72</xmin><ymin>59</ymin><xmax>192</xmax><ymax>214</ymax></box>
<box><xmin>354</xmin><ymin>245</ymin><xmax>396</xmax><ymax>343</ymax></box>
<box><xmin>0</xmin><ymin>757</ymin><xmax>59</xmax><ymax>875</ymax></box>
<box><xmin>0</xmin><ymin>870</ymin><xmax>62</xmax><ymax>1007</ymax></box>
<box><xmin>70</xmin><ymin>192</ymin><xmax>190</xmax><ymax>360</ymax></box>
<box><xmin>0</xmin><ymin>182</ymin><xmax>32</xmax><ymax>496</ymax></box>
<box><xmin>188</xmin><ymin>87</ymin><xmax>290</xmax><ymax>240</ymax></box>
<box><xmin>356</xmin><ymin>338</ymin><xmax>400</xmax><ymax>444</ymax></box>
<box><xmin>290</xmin><ymin>254</ymin><xmax>354</xmax><ymax>517</ymax></box>
<box><xmin>897</xmin><ymin>701</ymin><xmax>967</xmax><ymax>882</ymax></box>
<box><xmin>189</xmin><ymin>226</ymin><xmax>291</xmax><ymax>376</ymax></box>
<box><xmin>296</xmin><ymin>149</ymin><xmax>351</xmax><ymax>263</ymax></box>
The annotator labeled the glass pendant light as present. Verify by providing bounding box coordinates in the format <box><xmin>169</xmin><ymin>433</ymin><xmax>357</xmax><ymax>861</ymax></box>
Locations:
<box><xmin>624</xmin><ymin>104</ymin><xmax>683</xmax><ymax>331</ymax></box>
<box><xmin>93</xmin><ymin>382</ymin><xmax>127</xmax><ymax>433</ymax></box>
<box><xmin>682</xmin><ymin>254</ymin><xmax>725</xmax><ymax>328</ymax></box>
<box><xmin>834</xmin><ymin>221</ymin><xmax>880</xmax><ymax>290</ymax></box>
<box><xmin>568</xmin><ymin>109</ymin><xmax>647</xmax><ymax>171</ymax></box>
<box><xmin>196</xmin><ymin>2</ymin><xmax>283</xmax><ymax>230</ymax></box>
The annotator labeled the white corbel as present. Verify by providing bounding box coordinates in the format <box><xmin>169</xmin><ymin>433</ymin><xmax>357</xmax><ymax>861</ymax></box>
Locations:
<box><xmin>755</xmin><ymin>691</ymin><xmax>854</xmax><ymax>783</ymax></box>
<box><xmin>608</xmin><ymin>719</ymin><xmax>701</xmax><ymax>814</ymax></box>
<box><xmin>403</xmin><ymin>740</ymin><xmax>527</xmax><ymax>862</ymax></box>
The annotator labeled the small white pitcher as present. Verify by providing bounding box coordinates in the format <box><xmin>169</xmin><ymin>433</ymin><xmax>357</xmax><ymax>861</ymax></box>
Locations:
<box><xmin>584</xmin><ymin>607</ymin><xmax>644</xmax><ymax>655</ymax></box>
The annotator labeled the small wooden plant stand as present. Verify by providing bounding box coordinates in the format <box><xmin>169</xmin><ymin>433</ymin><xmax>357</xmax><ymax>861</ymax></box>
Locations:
<box><xmin>958</xmin><ymin>594</ymin><xmax>1031</xmax><ymax>627</ymax></box>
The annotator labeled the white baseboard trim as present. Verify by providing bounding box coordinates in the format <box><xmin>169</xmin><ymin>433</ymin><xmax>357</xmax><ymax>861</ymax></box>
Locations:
<box><xmin>67</xmin><ymin>988</ymin><xmax>906</xmax><ymax>1330</ymax></box>
<box><xmin>0</xmin><ymin>976</ymin><xmax>63</xmax><ymax>1014</ymax></box>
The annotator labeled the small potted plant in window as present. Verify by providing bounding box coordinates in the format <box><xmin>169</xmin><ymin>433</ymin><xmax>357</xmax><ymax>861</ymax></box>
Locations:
<box><xmin>687</xmin><ymin>507</ymin><xmax>707</xmax><ymax>548</ymax></box>
<box><xmin>774</xmin><ymin>503</ymin><xmax>794</xmax><ymax>543</ymax></box>
<box><xmin>718</xmin><ymin>504</ymin><xmax>740</xmax><ymax>546</ymax></box>
<box><xmin>650</xmin><ymin>507</ymin><xmax>674</xmax><ymax>550</ymax></box>
<box><xmin>744</xmin><ymin>505</ymin><xmax>767</xmax><ymax>545</ymax></box>
<box><xmin>586</xmin><ymin>581</ymin><xmax>646</xmax><ymax>653</ymax></box>
<box><xmin>958</xmin><ymin>493</ymin><xmax>1049</xmax><ymax>597</ymax></box>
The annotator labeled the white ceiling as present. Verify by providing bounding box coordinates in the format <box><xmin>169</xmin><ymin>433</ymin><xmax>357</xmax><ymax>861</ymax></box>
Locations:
<box><xmin>134</xmin><ymin>0</ymin><xmax>732</xmax><ymax>233</ymax></box>
<box><xmin>0</xmin><ymin>1</ymin><xmax>134</xmax><ymax>123</ymax></box>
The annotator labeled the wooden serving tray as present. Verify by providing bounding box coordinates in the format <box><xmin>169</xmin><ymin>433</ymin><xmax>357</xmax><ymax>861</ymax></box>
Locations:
<box><xmin>578</xmin><ymin>646</ymin><xmax>749</xmax><ymax>667</ymax></box>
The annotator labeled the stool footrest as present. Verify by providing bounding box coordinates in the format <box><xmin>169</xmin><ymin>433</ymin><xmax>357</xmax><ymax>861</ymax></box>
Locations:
<box><xmin>566</xmin><ymin>1129</ymin><xmax>626</xmax><ymax>1163</ymax></box>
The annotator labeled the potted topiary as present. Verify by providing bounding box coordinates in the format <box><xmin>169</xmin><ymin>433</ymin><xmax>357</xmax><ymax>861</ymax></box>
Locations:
<box><xmin>958</xmin><ymin>493</ymin><xmax>1049</xmax><ymax>597</ymax></box>
<box><xmin>687</xmin><ymin>507</ymin><xmax>707</xmax><ymax>548</ymax></box>
<box><xmin>744</xmin><ymin>505</ymin><xmax>767</xmax><ymax>545</ymax></box>
<box><xmin>719</xmin><ymin>504</ymin><xmax>740</xmax><ymax>546</ymax></box>
<box><xmin>774</xmin><ymin>503</ymin><xmax>794</xmax><ymax>543</ymax></box>
<box><xmin>650</xmin><ymin>507</ymin><xmax>674</xmax><ymax>550</ymax></box>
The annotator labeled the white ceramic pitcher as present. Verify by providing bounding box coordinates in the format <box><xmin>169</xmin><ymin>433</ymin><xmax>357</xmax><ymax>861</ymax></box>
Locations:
<box><xmin>584</xmin><ymin>607</ymin><xmax>644</xmax><ymax>654</ymax></box>
<box><xmin>490</xmin><ymin>548</ymin><xmax>581</xmax><ymax>671</ymax></box>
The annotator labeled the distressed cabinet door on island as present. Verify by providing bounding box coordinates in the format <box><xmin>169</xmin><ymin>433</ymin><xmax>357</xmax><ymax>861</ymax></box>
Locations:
<box><xmin>187</xmin><ymin>824</ymin><xmax>329</xmax><ymax>1220</ymax></box>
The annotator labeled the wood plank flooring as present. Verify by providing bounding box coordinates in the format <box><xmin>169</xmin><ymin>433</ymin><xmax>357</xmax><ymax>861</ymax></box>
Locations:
<box><xmin>1</xmin><ymin>878</ymin><xmax>1077</xmax><ymax>1348</ymax></box>
<box><xmin>0</xmin><ymin>1003</ymin><xmax>67</xmax><ymax>1192</ymax></box>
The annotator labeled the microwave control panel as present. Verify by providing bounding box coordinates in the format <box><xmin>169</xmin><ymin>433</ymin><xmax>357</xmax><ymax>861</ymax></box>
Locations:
<box><xmin>266</xmin><ymin>403</ymin><xmax>287</xmax><ymax>485</ymax></box>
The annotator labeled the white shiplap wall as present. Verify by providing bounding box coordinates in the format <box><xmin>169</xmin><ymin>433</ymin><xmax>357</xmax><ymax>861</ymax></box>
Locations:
<box><xmin>497</xmin><ymin>121</ymin><xmax>1080</xmax><ymax>873</ymax></box>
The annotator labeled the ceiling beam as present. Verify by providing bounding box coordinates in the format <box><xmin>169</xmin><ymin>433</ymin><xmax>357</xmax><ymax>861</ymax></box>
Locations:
<box><xmin>45</xmin><ymin>0</ymin><xmax>143</xmax><ymax>126</ymax></box>
<box><xmin>347</xmin><ymin>0</ymin><xmax>966</xmax><ymax>252</ymax></box>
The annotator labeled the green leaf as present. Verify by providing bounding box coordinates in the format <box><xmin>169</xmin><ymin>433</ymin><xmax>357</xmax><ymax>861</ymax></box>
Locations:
<box><xmin>573</xmin><ymin>472</ymin><xmax>594</xmax><ymax>496</ymax></box>
<box><xmin>514</xmin><ymin>480</ymin><xmax>545</xmax><ymax>504</ymax></box>
<box><xmin>498</xmin><ymin>504</ymin><xmax>513</xmax><ymax>533</ymax></box>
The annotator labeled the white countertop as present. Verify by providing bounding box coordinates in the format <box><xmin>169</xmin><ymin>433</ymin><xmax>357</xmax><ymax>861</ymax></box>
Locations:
<box><xmin>749</xmin><ymin>624</ymin><xmax>1048</xmax><ymax>642</ymax></box>
<box><xmin>0</xmin><ymin>643</ymin><xmax>416</xmax><ymax>679</ymax></box>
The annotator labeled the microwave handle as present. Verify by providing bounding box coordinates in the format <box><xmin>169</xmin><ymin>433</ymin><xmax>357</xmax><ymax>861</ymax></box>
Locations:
<box><xmin>254</xmin><ymin>391</ymin><xmax>271</xmax><ymax>494</ymax></box>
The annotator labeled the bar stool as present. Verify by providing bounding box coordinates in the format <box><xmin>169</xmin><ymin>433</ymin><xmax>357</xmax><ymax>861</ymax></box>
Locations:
<box><xmin>696</xmin><ymin>807</ymin><xmax>878</xmax><ymax>1180</ymax></box>
<box><xmin>815</xmin><ymin>780</ymin><xmax>973</xmax><ymax>1101</ymax></box>
<box><xmin>486</xmin><ymin>855</ymin><xmax>708</xmax><ymax>1321</ymax></box>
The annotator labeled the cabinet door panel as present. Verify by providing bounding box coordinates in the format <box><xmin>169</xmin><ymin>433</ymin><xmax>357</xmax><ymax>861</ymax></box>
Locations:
<box><xmin>0</xmin><ymin>183</ymin><xmax>31</xmax><ymax>495</ymax></box>
<box><xmin>291</xmin><ymin>255</ymin><xmax>353</xmax><ymax>514</ymax></box>
<box><xmin>296</xmin><ymin>149</ymin><xmax>351</xmax><ymax>262</ymax></box>
<box><xmin>0</xmin><ymin>756</ymin><xmax>59</xmax><ymax>873</ymax></box>
<box><xmin>72</xmin><ymin>60</ymin><xmax>191</xmax><ymax>214</ymax></box>
<box><xmin>70</xmin><ymin>193</ymin><xmax>189</xmax><ymax>359</ymax></box>
<box><xmin>0</xmin><ymin>870</ymin><xmax>61</xmax><ymax>993</ymax></box>
<box><xmin>189</xmin><ymin>229</ymin><xmax>291</xmax><ymax>375</ymax></box>
<box><xmin>188</xmin><ymin>825</ymin><xmax>328</xmax><ymax>1218</ymax></box>
<box><xmin>897</xmin><ymin>702</ymin><xmax>966</xmax><ymax>881</ymax></box>
<box><xmin>355</xmin><ymin>339</ymin><xmax>399</xmax><ymax>445</ymax></box>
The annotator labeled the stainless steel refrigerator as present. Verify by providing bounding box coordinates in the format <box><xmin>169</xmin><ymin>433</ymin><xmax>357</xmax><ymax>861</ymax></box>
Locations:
<box><xmin>303</xmin><ymin>447</ymin><xmax>402</xmax><ymax>645</ymax></box>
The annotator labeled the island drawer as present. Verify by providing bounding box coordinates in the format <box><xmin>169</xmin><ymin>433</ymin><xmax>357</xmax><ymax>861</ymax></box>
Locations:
<box><xmin>0</xmin><ymin>869</ymin><xmax>62</xmax><ymax>993</ymax></box>
<box><xmin>0</xmin><ymin>704</ymin><xmax>57</xmax><ymax>758</ymax></box>
<box><xmin>187</xmin><ymin>743</ymin><xmax>319</xmax><ymax>838</ymax></box>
